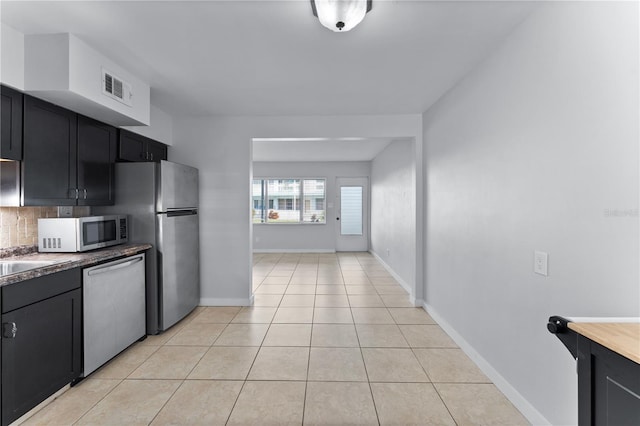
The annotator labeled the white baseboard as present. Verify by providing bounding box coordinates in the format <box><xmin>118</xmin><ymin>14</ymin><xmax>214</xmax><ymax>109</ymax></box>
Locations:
<box><xmin>200</xmin><ymin>297</ymin><xmax>252</xmax><ymax>306</ymax></box>
<box><xmin>424</xmin><ymin>303</ymin><xmax>551</xmax><ymax>426</ymax></box>
<box><xmin>253</xmin><ymin>249</ymin><xmax>336</xmax><ymax>253</ymax></box>
<box><xmin>369</xmin><ymin>250</ymin><xmax>418</xmax><ymax>305</ymax></box>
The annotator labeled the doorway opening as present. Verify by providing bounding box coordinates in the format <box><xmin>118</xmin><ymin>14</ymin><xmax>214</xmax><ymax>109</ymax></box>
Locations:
<box><xmin>250</xmin><ymin>136</ymin><xmax>420</xmax><ymax>305</ymax></box>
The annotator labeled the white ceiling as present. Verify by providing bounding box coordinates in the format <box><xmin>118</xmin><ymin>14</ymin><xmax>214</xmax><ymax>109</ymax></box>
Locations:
<box><xmin>1</xmin><ymin>0</ymin><xmax>536</xmax><ymax>119</ymax></box>
<box><xmin>1</xmin><ymin>1</ymin><xmax>536</xmax><ymax>161</ymax></box>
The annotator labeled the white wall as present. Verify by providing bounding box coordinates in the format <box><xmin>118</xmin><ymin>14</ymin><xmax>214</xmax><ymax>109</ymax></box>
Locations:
<box><xmin>422</xmin><ymin>2</ymin><xmax>639</xmax><ymax>425</ymax></box>
<box><xmin>171</xmin><ymin>114</ymin><xmax>422</xmax><ymax>306</ymax></box>
<box><xmin>123</xmin><ymin>104</ymin><xmax>174</xmax><ymax>145</ymax></box>
<box><xmin>370</xmin><ymin>140</ymin><xmax>416</xmax><ymax>295</ymax></box>
<box><xmin>24</xmin><ymin>33</ymin><xmax>150</xmax><ymax>126</ymax></box>
<box><xmin>1</xmin><ymin>24</ymin><xmax>172</xmax><ymax>142</ymax></box>
<box><xmin>1</xmin><ymin>23</ymin><xmax>25</xmax><ymax>89</ymax></box>
<box><xmin>253</xmin><ymin>161</ymin><xmax>370</xmax><ymax>252</ymax></box>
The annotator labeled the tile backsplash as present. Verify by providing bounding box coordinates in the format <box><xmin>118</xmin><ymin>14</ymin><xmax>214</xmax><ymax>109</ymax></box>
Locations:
<box><xmin>0</xmin><ymin>207</ymin><xmax>59</xmax><ymax>248</ymax></box>
<box><xmin>0</xmin><ymin>206</ymin><xmax>92</xmax><ymax>248</ymax></box>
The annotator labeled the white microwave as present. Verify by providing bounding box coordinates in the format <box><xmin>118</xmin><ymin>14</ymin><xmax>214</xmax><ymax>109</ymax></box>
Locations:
<box><xmin>38</xmin><ymin>215</ymin><xmax>128</xmax><ymax>252</ymax></box>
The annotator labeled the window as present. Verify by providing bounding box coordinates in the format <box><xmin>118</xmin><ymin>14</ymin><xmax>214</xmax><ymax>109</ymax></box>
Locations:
<box><xmin>302</xmin><ymin>179</ymin><xmax>325</xmax><ymax>223</ymax></box>
<box><xmin>340</xmin><ymin>186</ymin><xmax>363</xmax><ymax>235</ymax></box>
<box><xmin>252</xmin><ymin>178</ymin><xmax>326</xmax><ymax>224</ymax></box>
<box><xmin>278</xmin><ymin>198</ymin><xmax>294</xmax><ymax>210</ymax></box>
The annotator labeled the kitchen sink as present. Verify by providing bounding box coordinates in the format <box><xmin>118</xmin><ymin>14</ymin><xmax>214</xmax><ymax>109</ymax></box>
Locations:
<box><xmin>0</xmin><ymin>260</ymin><xmax>58</xmax><ymax>277</ymax></box>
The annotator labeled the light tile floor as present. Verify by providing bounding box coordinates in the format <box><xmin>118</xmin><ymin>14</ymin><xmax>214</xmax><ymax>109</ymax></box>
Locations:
<box><xmin>22</xmin><ymin>252</ymin><xmax>529</xmax><ymax>425</ymax></box>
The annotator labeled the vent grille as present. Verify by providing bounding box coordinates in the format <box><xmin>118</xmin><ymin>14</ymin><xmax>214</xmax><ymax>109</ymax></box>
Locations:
<box><xmin>105</xmin><ymin>73</ymin><xmax>113</xmax><ymax>95</ymax></box>
<box><xmin>102</xmin><ymin>68</ymin><xmax>133</xmax><ymax>107</ymax></box>
<box><xmin>113</xmin><ymin>79</ymin><xmax>123</xmax><ymax>99</ymax></box>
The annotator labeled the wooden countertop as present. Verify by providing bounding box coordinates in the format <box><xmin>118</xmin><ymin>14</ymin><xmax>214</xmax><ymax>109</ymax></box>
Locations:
<box><xmin>568</xmin><ymin>322</ymin><xmax>640</xmax><ymax>364</ymax></box>
<box><xmin>0</xmin><ymin>244</ymin><xmax>152</xmax><ymax>287</ymax></box>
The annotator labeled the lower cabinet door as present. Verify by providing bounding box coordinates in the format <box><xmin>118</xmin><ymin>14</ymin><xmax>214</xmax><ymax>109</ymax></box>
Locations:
<box><xmin>1</xmin><ymin>289</ymin><xmax>82</xmax><ymax>426</ymax></box>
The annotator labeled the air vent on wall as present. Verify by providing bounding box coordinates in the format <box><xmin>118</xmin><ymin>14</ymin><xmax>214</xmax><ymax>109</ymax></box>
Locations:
<box><xmin>102</xmin><ymin>68</ymin><xmax>133</xmax><ymax>107</ymax></box>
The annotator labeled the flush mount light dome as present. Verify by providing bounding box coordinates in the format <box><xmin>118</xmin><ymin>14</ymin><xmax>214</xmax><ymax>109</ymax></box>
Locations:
<box><xmin>311</xmin><ymin>0</ymin><xmax>372</xmax><ymax>32</ymax></box>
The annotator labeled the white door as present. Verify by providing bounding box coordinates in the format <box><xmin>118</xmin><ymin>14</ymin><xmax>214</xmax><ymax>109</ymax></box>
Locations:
<box><xmin>335</xmin><ymin>177</ymin><xmax>369</xmax><ymax>252</ymax></box>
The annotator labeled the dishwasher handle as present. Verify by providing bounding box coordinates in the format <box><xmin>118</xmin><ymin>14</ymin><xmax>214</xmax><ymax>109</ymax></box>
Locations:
<box><xmin>86</xmin><ymin>255</ymin><xmax>144</xmax><ymax>276</ymax></box>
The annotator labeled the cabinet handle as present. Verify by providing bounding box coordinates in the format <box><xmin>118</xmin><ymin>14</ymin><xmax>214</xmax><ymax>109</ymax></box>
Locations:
<box><xmin>150</xmin><ymin>152</ymin><xmax>154</xmax><ymax>161</ymax></box>
<box><xmin>74</xmin><ymin>188</ymin><xmax>79</xmax><ymax>200</ymax></box>
<box><xmin>83</xmin><ymin>189</ymin><xmax>87</xmax><ymax>199</ymax></box>
<box><xmin>2</xmin><ymin>322</ymin><xmax>17</xmax><ymax>338</ymax></box>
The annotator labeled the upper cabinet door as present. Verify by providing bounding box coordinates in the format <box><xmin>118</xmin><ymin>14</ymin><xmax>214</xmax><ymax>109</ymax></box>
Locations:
<box><xmin>118</xmin><ymin>129</ymin><xmax>168</xmax><ymax>163</ymax></box>
<box><xmin>146</xmin><ymin>139</ymin><xmax>168</xmax><ymax>163</ymax></box>
<box><xmin>77</xmin><ymin>115</ymin><xmax>117</xmax><ymax>206</ymax></box>
<box><xmin>1</xmin><ymin>85</ymin><xmax>24</xmax><ymax>160</ymax></box>
<box><xmin>22</xmin><ymin>95</ymin><xmax>77</xmax><ymax>206</ymax></box>
<box><xmin>118</xmin><ymin>129</ymin><xmax>146</xmax><ymax>161</ymax></box>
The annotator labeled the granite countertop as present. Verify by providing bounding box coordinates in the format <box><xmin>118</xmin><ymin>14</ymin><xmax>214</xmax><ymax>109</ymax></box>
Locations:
<box><xmin>0</xmin><ymin>244</ymin><xmax>152</xmax><ymax>287</ymax></box>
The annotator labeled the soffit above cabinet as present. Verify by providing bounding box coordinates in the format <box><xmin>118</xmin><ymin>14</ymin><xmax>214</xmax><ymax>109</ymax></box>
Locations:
<box><xmin>24</xmin><ymin>33</ymin><xmax>150</xmax><ymax>127</ymax></box>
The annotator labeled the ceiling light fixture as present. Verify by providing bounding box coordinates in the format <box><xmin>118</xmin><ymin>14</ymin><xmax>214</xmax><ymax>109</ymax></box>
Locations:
<box><xmin>311</xmin><ymin>0</ymin><xmax>372</xmax><ymax>32</ymax></box>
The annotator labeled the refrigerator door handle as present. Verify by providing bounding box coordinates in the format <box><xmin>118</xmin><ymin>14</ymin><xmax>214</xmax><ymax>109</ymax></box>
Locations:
<box><xmin>165</xmin><ymin>209</ymin><xmax>198</xmax><ymax>217</ymax></box>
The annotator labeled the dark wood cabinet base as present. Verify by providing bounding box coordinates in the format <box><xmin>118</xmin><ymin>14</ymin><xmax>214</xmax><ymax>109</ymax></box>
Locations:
<box><xmin>1</xmin><ymin>270</ymin><xmax>82</xmax><ymax>426</ymax></box>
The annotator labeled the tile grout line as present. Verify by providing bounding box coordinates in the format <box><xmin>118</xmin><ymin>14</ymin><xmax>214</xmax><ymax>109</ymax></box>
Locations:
<box><xmin>145</xmin><ymin>307</ymin><xmax>234</xmax><ymax>425</ymax></box>
<box><xmin>66</xmin><ymin>254</ymin><xmax>461</xmax><ymax>425</ymax></box>
<box><xmin>70</xmin><ymin>377</ymin><xmax>125</xmax><ymax>426</ymax></box>
<box><xmin>223</xmin><ymin>307</ymin><xmax>267</xmax><ymax>425</ymax></box>
<box><xmin>301</xmin><ymin>256</ymin><xmax>315</xmax><ymax>425</ymax></box>
<box><xmin>344</xmin><ymin>254</ymin><xmax>382</xmax><ymax>426</ymax></box>
<box><xmin>431</xmin><ymin>381</ymin><xmax>460</xmax><ymax>426</ymax></box>
<box><xmin>146</xmin><ymin>378</ymin><xmax>186</xmax><ymax>425</ymax></box>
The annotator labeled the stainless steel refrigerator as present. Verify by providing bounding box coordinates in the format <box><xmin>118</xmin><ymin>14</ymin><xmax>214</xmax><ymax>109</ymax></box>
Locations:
<box><xmin>94</xmin><ymin>160</ymin><xmax>199</xmax><ymax>334</ymax></box>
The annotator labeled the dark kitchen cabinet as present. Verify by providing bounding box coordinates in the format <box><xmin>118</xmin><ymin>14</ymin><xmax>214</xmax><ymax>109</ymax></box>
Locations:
<box><xmin>548</xmin><ymin>317</ymin><xmax>640</xmax><ymax>426</ymax></box>
<box><xmin>22</xmin><ymin>95</ymin><xmax>77</xmax><ymax>205</ymax></box>
<box><xmin>118</xmin><ymin>129</ymin><xmax>167</xmax><ymax>163</ymax></box>
<box><xmin>1</xmin><ymin>269</ymin><xmax>82</xmax><ymax>426</ymax></box>
<box><xmin>1</xmin><ymin>85</ymin><xmax>24</xmax><ymax>160</ymax></box>
<box><xmin>22</xmin><ymin>95</ymin><xmax>116</xmax><ymax>206</ymax></box>
<box><xmin>576</xmin><ymin>335</ymin><xmax>640</xmax><ymax>425</ymax></box>
<box><xmin>77</xmin><ymin>115</ymin><xmax>117</xmax><ymax>205</ymax></box>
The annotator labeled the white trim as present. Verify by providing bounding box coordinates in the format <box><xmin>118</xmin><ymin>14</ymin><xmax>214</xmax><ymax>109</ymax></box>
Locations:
<box><xmin>253</xmin><ymin>249</ymin><xmax>336</xmax><ymax>253</ymax></box>
<box><xmin>370</xmin><ymin>250</ymin><xmax>412</xmax><ymax>294</ymax></box>
<box><xmin>200</xmin><ymin>297</ymin><xmax>252</xmax><ymax>306</ymax></box>
<box><xmin>424</xmin><ymin>303</ymin><xmax>551</xmax><ymax>426</ymax></box>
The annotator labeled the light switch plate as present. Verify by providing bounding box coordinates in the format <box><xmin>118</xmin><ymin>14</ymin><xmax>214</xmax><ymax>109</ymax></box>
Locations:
<box><xmin>534</xmin><ymin>251</ymin><xmax>548</xmax><ymax>276</ymax></box>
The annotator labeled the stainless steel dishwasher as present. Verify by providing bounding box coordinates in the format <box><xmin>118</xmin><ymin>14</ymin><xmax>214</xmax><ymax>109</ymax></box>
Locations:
<box><xmin>82</xmin><ymin>253</ymin><xmax>146</xmax><ymax>376</ymax></box>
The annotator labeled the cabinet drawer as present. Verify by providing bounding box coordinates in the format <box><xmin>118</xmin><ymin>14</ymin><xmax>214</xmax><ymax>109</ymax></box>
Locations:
<box><xmin>2</xmin><ymin>268</ymin><xmax>81</xmax><ymax>313</ymax></box>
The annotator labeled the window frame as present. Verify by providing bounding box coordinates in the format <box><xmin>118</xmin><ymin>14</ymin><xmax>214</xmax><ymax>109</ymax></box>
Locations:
<box><xmin>253</xmin><ymin>177</ymin><xmax>327</xmax><ymax>225</ymax></box>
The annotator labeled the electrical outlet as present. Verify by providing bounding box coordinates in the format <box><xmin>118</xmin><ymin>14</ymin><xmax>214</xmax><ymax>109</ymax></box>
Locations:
<box><xmin>534</xmin><ymin>251</ymin><xmax>548</xmax><ymax>276</ymax></box>
<box><xmin>57</xmin><ymin>206</ymin><xmax>73</xmax><ymax>217</ymax></box>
